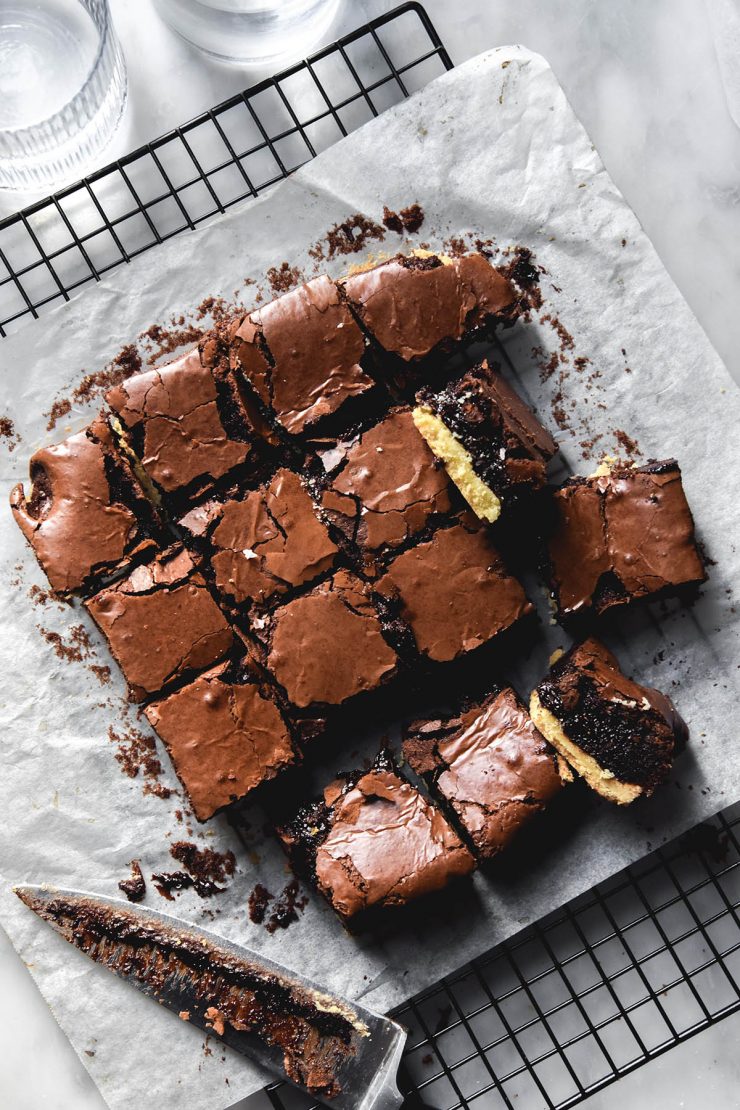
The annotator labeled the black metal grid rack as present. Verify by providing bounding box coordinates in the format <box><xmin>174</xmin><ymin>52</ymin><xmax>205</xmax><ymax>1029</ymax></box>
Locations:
<box><xmin>3</xmin><ymin>5</ymin><xmax>738</xmax><ymax>1107</ymax></box>
<box><xmin>0</xmin><ymin>2</ymin><xmax>451</xmax><ymax>337</ymax></box>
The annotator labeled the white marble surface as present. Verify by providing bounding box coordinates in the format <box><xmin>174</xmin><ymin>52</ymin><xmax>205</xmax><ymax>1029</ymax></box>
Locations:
<box><xmin>2</xmin><ymin>1</ymin><xmax>740</xmax><ymax>1107</ymax></box>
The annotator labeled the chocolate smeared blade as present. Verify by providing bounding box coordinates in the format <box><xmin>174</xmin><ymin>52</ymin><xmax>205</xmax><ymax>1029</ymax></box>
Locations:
<box><xmin>14</xmin><ymin>885</ymin><xmax>407</xmax><ymax>1110</ymax></box>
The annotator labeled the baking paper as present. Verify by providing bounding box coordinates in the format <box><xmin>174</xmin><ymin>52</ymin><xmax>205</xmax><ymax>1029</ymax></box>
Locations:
<box><xmin>1</xmin><ymin>47</ymin><xmax>739</xmax><ymax>1110</ymax></box>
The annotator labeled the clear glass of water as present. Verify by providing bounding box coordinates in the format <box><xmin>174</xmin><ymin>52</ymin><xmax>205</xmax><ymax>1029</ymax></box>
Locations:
<box><xmin>154</xmin><ymin>0</ymin><xmax>342</xmax><ymax>65</ymax></box>
<box><xmin>0</xmin><ymin>0</ymin><xmax>127</xmax><ymax>192</ymax></box>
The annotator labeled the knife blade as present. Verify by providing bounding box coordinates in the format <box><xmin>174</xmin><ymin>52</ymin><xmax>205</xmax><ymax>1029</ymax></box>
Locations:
<box><xmin>15</xmin><ymin>884</ymin><xmax>409</xmax><ymax>1110</ymax></box>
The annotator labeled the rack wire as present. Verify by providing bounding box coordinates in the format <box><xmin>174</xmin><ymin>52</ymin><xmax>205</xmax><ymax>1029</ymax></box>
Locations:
<box><xmin>3</xmin><ymin>5</ymin><xmax>738</xmax><ymax>1106</ymax></box>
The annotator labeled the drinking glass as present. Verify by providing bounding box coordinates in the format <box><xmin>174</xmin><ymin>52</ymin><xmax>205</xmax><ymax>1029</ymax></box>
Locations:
<box><xmin>154</xmin><ymin>0</ymin><xmax>342</xmax><ymax>65</ymax></box>
<box><xmin>0</xmin><ymin>0</ymin><xmax>127</xmax><ymax>191</ymax></box>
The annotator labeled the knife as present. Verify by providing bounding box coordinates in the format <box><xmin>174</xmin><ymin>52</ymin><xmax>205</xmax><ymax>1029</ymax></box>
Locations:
<box><xmin>15</xmin><ymin>884</ymin><xmax>420</xmax><ymax>1110</ymax></box>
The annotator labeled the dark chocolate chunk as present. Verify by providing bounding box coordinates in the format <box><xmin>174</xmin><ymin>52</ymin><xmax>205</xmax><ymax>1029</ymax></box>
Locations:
<box><xmin>404</xmin><ymin>688</ymin><xmax>565</xmax><ymax>858</ymax></box>
<box><xmin>530</xmin><ymin>638</ymin><xmax>687</xmax><ymax>804</ymax></box>
<box><xmin>276</xmin><ymin>751</ymin><xmax>475</xmax><ymax>920</ymax></box>
<box><xmin>546</xmin><ymin>459</ymin><xmax>706</xmax><ymax>619</ymax></box>
<box><xmin>85</xmin><ymin>546</ymin><xmax>234</xmax><ymax>702</ymax></box>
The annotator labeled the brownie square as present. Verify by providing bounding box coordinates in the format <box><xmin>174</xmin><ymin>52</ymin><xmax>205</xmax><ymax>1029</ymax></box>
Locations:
<box><xmin>413</xmin><ymin>361</ymin><xmax>557</xmax><ymax>524</ymax></box>
<box><xmin>546</xmin><ymin>459</ymin><xmax>706</xmax><ymax>620</ymax></box>
<box><xmin>10</xmin><ymin>416</ymin><xmax>159</xmax><ymax>596</ymax></box>
<box><xmin>341</xmin><ymin>252</ymin><xmax>517</xmax><ymax>390</ymax></box>
<box><xmin>230</xmin><ymin>275</ymin><xmax>377</xmax><ymax>437</ymax></box>
<box><xmin>530</xmin><ymin>638</ymin><xmax>687</xmax><ymax>804</ymax></box>
<box><xmin>145</xmin><ymin>655</ymin><xmax>297</xmax><ymax>821</ymax></box>
<box><xmin>178</xmin><ymin>467</ymin><xmax>340</xmax><ymax>623</ymax></box>
<box><xmin>276</xmin><ymin>751</ymin><xmax>475</xmax><ymax>921</ymax></box>
<box><xmin>257</xmin><ymin>569</ymin><xmax>399</xmax><ymax>713</ymax></box>
<box><xmin>316</xmin><ymin>406</ymin><xmax>455</xmax><ymax>575</ymax></box>
<box><xmin>85</xmin><ymin>545</ymin><xmax>234</xmax><ymax>701</ymax></box>
<box><xmin>375</xmin><ymin>518</ymin><xmax>532</xmax><ymax>663</ymax></box>
<box><xmin>403</xmin><ymin>688</ymin><xmax>566</xmax><ymax>858</ymax></box>
<box><xmin>106</xmin><ymin>341</ymin><xmax>261</xmax><ymax>509</ymax></box>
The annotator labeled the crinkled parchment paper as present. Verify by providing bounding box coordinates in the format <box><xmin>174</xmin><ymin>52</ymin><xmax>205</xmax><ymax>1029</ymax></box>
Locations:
<box><xmin>1</xmin><ymin>47</ymin><xmax>739</xmax><ymax>1110</ymax></box>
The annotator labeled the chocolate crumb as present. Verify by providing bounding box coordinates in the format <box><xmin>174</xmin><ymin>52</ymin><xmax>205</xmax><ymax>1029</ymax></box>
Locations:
<box><xmin>382</xmin><ymin>203</ymin><xmax>425</xmax><ymax>235</ymax></box>
<box><xmin>266</xmin><ymin>262</ymin><xmax>302</xmax><ymax>295</ymax></box>
<box><xmin>500</xmin><ymin>246</ymin><xmax>544</xmax><ymax>312</ymax></box>
<box><xmin>265</xmin><ymin>879</ymin><xmax>308</xmax><ymax>934</ymax></box>
<box><xmin>614</xmin><ymin>429</ymin><xmax>641</xmax><ymax>458</ymax></box>
<box><xmin>167</xmin><ymin>841</ymin><xmax>236</xmax><ymax>897</ymax></box>
<box><xmin>38</xmin><ymin>623</ymin><xmax>92</xmax><ymax>663</ymax></box>
<box><xmin>90</xmin><ymin>664</ymin><xmax>111</xmax><ymax>685</ymax></box>
<box><xmin>118</xmin><ymin>860</ymin><xmax>146</xmax><ymax>902</ymax></box>
<box><xmin>28</xmin><ymin>584</ymin><xmax>57</xmax><ymax>607</ymax></box>
<box><xmin>382</xmin><ymin>206</ymin><xmax>404</xmax><ymax>234</ymax></box>
<box><xmin>320</xmin><ymin>213</ymin><xmax>386</xmax><ymax>260</ymax></box>
<box><xmin>107</xmin><ymin>725</ymin><xmax>171</xmax><ymax>800</ymax></box>
<box><xmin>0</xmin><ymin>416</ymin><xmax>19</xmax><ymax>451</ymax></box>
<box><xmin>248</xmin><ymin>883</ymin><xmax>274</xmax><ymax>925</ymax></box>
<box><xmin>45</xmin><ymin>398</ymin><xmax>72</xmax><ymax>432</ymax></box>
<box><xmin>152</xmin><ymin>871</ymin><xmax>194</xmax><ymax>900</ymax></box>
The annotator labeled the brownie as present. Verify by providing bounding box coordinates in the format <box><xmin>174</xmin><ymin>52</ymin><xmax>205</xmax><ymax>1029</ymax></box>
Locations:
<box><xmin>530</xmin><ymin>638</ymin><xmax>688</xmax><ymax>804</ymax></box>
<box><xmin>85</xmin><ymin>545</ymin><xmax>234</xmax><ymax>702</ymax></box>
<box><xmin>230</xmin><ymin>275</ymin><xmax>376</xmax><ymax>436</ymax></box>
<box><xmin>10</xmin><ymin>416</ymin><xmax>159</xmax><ymax>596</ymax></box>
<box><xmin>145</xmin><ymin>655</ymin><xmax>297</xmax><ymax>821</ymax></box>
<box><xmin>375</xmin><ymin>518</ymin><xmax>532</xmax><ymax>664</ymax></box>
<box><xmin>315</xmin><ymin>406</ymin><xmax>455</xmax><ymax>574</ymax></box>
<box><xmin>257</xmin><ymin>569</ymin><xmax>400</xmax><ymax>713</ymax></box>
<box><xmin>178</xmin><ymin>467</ymin><xmax>339</xmax><ymax>623</ymax></box>
<box><xmin>341</xmin><ymin>252</ymin><xmax>517</xmax><ymax>389</ymax></box>
<box><xmin>546</xmin><ymin>459</ymin><xmax>706</xmax><ymax>619</ymax></box>
<box><xmin>413</xmin><ymin>361</ymin><xmax>557</xmax><ymax>523</ymax></box>
<box><xmin>106</xmin><ymin>343</ymin><xmax>261</xmax><ymax>509</ymax></box>
<box><xmin>403</xmin><ymin>688</ymin><xmax>566</xmax><ymax>858</ymax></box>
<box><xmin>276</xmin><ymin>751</ymin><xmax>475</xmax><ymax>921</ymax></box>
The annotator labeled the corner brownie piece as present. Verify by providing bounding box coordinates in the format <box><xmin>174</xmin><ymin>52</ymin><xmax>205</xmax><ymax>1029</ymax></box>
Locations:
<box><xmin>86</xmin><ymin>546</ymin><xmax>234</xmax><ymax>701</ymax></box>
<box><xmin>276</xmin><ymin>751</ymin><xmax>475</xmax><ymax>921</ymax></box>
<box><xmin>106</xmin><ymin>342</ymin><xmax>260</xmax><ymax>508</ymax></box>
<box><xmin>316</xmin><ymin>407</ymin><xmax>454</xmax><ymax>575</ymax></box>
<box><xmin>413</xmin><ymin>361</ymin><xmax>557</xmax><ymax>524</ymax></box>
<box><xmin>10</xmin><ymin>416</ymin><xmax>159</xmax><ymax>596</ymax></box>
<box><xmin>375</xmin><ymin>518</ymin><xmax>532</xmax><ymax>663</ymax></box>
<box><xmin>547</xmin><ymin>459</ymin><xmax>705</xmax><ymax>619</ymax></box>
<box><xmin>258</xmin><ymin>570</ymin><xmax>399</xmax><ymax>713</ymax></box>
<box><xmin>178</xmin><ymin>468</ymin><xmax>339</xmax><ymax>623</ymax></box>
<box><xmin>530</xmin><ymin>638</ymin><xmax>687</xmax><ymax>804</ymax></box>
<box><xmin>145</xmin><ymin>655</ymin><xmax>297</xmax><ymax>821</ymax></box>
<box><xmin>230</xmin><ymin>275</ymin><xmax>376</xmax><ymax>436</ymax></box>
<box><xmin>403</xmin><ymin>688</ymin><xmax>566</xmax><ymax>858</ymax></box>
<box><xmin>342</xmin><ymin>252</ymin><xmax>517</xmax><ymax>387</ymax></box>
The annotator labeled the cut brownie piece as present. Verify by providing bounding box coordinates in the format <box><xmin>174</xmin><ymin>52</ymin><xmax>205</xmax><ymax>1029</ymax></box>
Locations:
<box><xmin>106</xmin><ymin>343</ymin><xmax>260</xmax><ymax>509</ymax></box>
<box><xmin>258</xmin><ymin>569</ymin><xmax>399</xmax><ymax>713</ymax></box>
<box><xmin>178</xmin><ymin>468</ymin><xmax>339</xmax><ymax>623</ymax></box>
<box><xmin>276</xmin><ymin>751</ymin><xmax>475</xmax><ymax>921</ymax></box>
<box><xmin>375</xmin><ymin>518</ymin><xmax>532</xmax><ymax>664</ymax></box>
<box><xmin>530</xmin><ymin>638</ymin><xmax>688</xmax><ymax>804</ymax></box>
<box><xmin>413</xmin><ymin>361</ymin><xmax>557</xmax><ymax>524</ymax></box>
<box><xmin>546</xmin><ymin>459</ymin><xmax>705</xmax><ymax>619</ymax></box>
<box><xmin>145</xmin><ymin>655</ymin><xmax>297</xmax><ymax>821</ymax></box>
<box><xmin>86</xmin><ymin>546</ymin><xmax>234</xmax><ymax>701</ymax></box>
<box><xmin>10</xmin><ymin>416</ymin><xmax>159</xmax><ymax>596</ymax></box>
<box><xmin>316</xmin><ymin>406</ymin><xmax>454</xmax><ymax>575</ymax></box>
<box><xmin>230</xmin><ymin>275</ymin><xmax>376</xmax><ymax>437</ymax></box>
<box><xmin>403</xmin><ymin>688</ymin><xmax>566</xmax><ymax>858</ymax></box>
<box><xmin>342</xmin><ymin>252</ymin><xmax>517</xmax><ymax>389</ymax></box>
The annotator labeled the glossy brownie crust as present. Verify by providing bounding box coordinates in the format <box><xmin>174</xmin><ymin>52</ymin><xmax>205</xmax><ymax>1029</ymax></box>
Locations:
<box><xmin>276</xmin><ymin>751</ymin><xmax>475</xmax><ymax>920</ymax></box>
<box><xmin>404</xmin><ymin>688</ymin><xmax>564</xmax><ymax>858</ymax></box>
<box><xmin>547</xmin><ymin>459</ymin><xmax>706</xmax><ymax>618</ymax></box>
<box><xmin>532</xmin><ymin>638</ymin><xmax>687</xmax><ymax>801</ymax></box>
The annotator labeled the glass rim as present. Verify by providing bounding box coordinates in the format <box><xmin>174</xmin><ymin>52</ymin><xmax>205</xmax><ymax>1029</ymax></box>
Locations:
<box><xmin>0</xmin><ymin>0</ymin><xmax>113</xmax><ymax>141</ymax></box>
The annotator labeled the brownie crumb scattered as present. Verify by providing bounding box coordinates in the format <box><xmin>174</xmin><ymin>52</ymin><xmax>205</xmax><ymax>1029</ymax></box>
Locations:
<box><xmin>28</xmin><ymin>584</ymin><xmax>57</xmax><ymax>607</ymax></box>
<box><xmin>39</xmin><ymin>623</ymin><xmax>92</xmax><ymax>663</ymax></box>
<box><xmin>90</xmin><ymin>664</ymin><xmax>111</xmax><ymax>685</ymax></box>
<box><xmin>500</xmin><ymin>246</ymin><xmax>544</xmax><ymax>312</ymax></box>
<box><xmin>118</xmin><ymin>859</ymin><xmax>146</xmax><ymax>902</ymax></box>
<box><xmin>316</xmin><ymin>213</ymin><xmax>386</xmax><ymax>260</ymax></box>
<box><xmin>614</xmin><ymin>428</ymin><xmax>641</xmax><ymax>458</ymax></box>
<box><xmin>265</xmin><ymin>879</ymin><xmax>308</xmax><ymax>934</ymax></box>
<box><xmin>167</xmin><ymin>841</ymin><xmax>236</xmax><ymax>897</ymax></box>
<box><xmin>266</xmin><ymin>262</ymin><xmax>302</xmax><ymax>295</ymax></box>
<box><xmin>382</xmin><ymin>203</ymin><xmax>424</xmax><ymax>235</ymax></box>
<box><xmin>0</xmin><ymin>416</ymin><xmax>19</xmax><ymax>451</ymax></box>
<box><xmin>45</xmin><ymin>398</ymin><xmax>72</xmax><ymax>432</ymax></box>
<box><xmin>248</xmin><ymin>883</ymin><xmax>274</xmax><ymax>925</ymax></box>
<box><xmin>107</xmin><ymin>724</ymin><xmax>171</xmax><ymax>799</ymax></box>
<box><xmin>152</xmin><ymin>870</ymin><xmax>194</xmax><ymax>900</ymax></box>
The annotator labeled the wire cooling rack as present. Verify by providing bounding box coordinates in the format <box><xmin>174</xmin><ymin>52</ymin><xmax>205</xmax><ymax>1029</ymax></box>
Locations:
<box><xmin>3</xmin><ymin>5</ymin><xmax>738</xmax><ymax>1107</ymax></box>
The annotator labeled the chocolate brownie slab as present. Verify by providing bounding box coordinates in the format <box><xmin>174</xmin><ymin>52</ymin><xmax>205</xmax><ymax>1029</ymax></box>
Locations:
<box><xmin>10</xmin><ymin>416</ymin><xmax>159</xmax><ymax>596</ymax></box>
<box><xmin>546</xmin><ymin>459</ymin><xmax>705</xmax><ymax>619</ymax></box>
<box><xmin>403</xmin><ymin>688</ymin><xmax>566</xmax><ymax>858</ymax></box>
<box><xmin>530</xmin><ymin>638</ymin><xmax>687</xmax><ymax>804</ymax></box>
<box><xmin>86</xmin><ymin>546</ymin><xmax>234</xmax><ymax>702</ymax></box>
<box><xmin>145</xmin><ymin>655</ymin><xmax>297</xmax><ymax>821</ymax></box>
<box><xmin>276</xmin><ymin>751</ymin><xmax>475</xmax><ymax>921</ymax></box>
